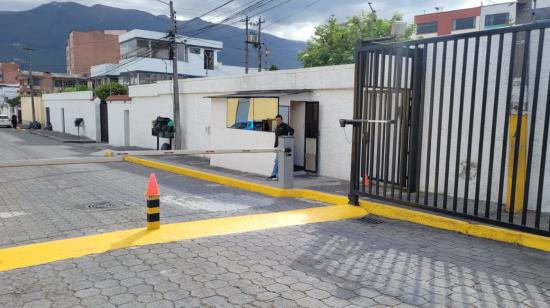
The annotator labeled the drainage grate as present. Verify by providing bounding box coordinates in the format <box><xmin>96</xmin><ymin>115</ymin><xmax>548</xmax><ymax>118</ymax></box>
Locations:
<box><xmin>360</xmin><ymin>216</ymin><xmax>384</xmax><ymax>224</ymax></box>
<box><xmin>87</xmin><ymin>201</ymin><xmax>116</xmax><ymax>210</ymax></box>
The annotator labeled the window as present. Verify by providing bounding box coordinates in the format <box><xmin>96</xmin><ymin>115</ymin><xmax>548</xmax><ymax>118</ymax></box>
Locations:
<box><xmin>177</xmin><ymin>44</ymin><xmax>188</xmax><ymax>62</ymax></box>
<box><xmin>535</xmin><ymin>7</ymin><xmax>550</xmax><ymax>21</ymax></box>
<box><xmin>416</xmin><ymin>22</ymin><xmax>438</xmax><ymax>34</ymax></box>
<box><xmin>453</xmin><ymin>17</ymin><xmax>476</xmax><ymax>30</ymax></box>
<box><xmin>119</xmin><ymin>38</ymin><xmax>170</xmax><ymax>60</ymax></box>
<box><xmin>151</xmin><ymin>40</ymin><xmax>170</xmax><ymax>60</ymax></box>
<box><xmin>485</xmin><ymin>13</ymin><xmax>509</xmax><ymax>27</ymax></box>
<box><xmin>189</xmin><ymin>47</ymin><xmax>201</xmax><ymax>54</ymax></box>
<box><xmin>226</xmin><ymin>97</ymin><xmax>279</xmax><ymax>131</ymax></box>
<box><xmin>204</xmin><ymin>49</ymin><xmax>214</xmax><ymax>70</ymax></box>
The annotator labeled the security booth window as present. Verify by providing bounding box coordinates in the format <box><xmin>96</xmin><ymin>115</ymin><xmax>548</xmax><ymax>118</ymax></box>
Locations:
<box><xmin>226</xmin><ymin>97</ymin><xmax>279</xmax><ymax>131</ymax></box>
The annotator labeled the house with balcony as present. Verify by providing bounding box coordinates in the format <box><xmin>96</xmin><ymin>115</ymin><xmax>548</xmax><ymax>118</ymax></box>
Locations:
<box><xmin>90</xmin><ymin>29</ymin><xmax>243</xmax><ymax>86</ymax></box>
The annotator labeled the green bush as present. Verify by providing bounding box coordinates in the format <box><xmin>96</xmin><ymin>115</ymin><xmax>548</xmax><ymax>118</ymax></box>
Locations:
<box><xmin>63</xmin><ymin>84</ymin><xmax>89</xmax><ymax>92</ymax></box>
<box><xmin>94</xmin><ymin>82</ymin><xmax>128</xmax><ymax>102</ymax></box>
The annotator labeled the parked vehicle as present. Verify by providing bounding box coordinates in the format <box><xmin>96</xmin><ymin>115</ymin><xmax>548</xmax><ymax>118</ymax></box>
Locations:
<box><xmin>0</xmin><ymin>115</ymin><xmax>11</xmax><ymax>127</ymax></box>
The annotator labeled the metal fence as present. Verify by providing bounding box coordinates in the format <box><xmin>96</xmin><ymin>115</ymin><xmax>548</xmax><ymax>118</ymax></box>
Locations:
<box><xmin>347</xmin><ymin>21</ymin><xmax>550</xmax><ymax>236</ymax></box>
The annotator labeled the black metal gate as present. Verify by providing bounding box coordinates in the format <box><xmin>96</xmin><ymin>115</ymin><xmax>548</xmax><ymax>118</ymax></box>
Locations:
<box><xmin>346</xmin><ymin>21</ymin><xmax>550</xmax><ymax>236</ymax></box>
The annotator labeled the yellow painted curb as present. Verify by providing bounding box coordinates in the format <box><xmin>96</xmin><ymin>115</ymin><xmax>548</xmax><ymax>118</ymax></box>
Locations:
<box><xmin>0</xmin><ymin>205</ymin><xmax>366</xmax><ymax>272</ymax></box>
<box><xmin>124</xmin><ymin>156</ymin><xmax>550</xmax><ymax>253</ymax></box>
<box><xmin>124</xmin><ymin>156</ymin><xmax>348</xmax><ymax>205</ymax></box>
<box><xmin>359</xmin><ymin>200</ymin><xmax>550</xmax><ymax>252</ymax></box>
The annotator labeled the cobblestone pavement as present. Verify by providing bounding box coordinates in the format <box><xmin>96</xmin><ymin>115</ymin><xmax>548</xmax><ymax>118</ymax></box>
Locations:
<box><xmin>1</xmin><ymin>218</ymin><xmax>550</xmax><ymax>308</ymax></box>
<box><xmin>1</xmin><ymin>129</ymin><xmax>550</xmax><ymax>308</ymax></box>
<box><xmin>0</xmin><ymin>130</ymin><xmax>323</xmax><ymax>248</ymax></box>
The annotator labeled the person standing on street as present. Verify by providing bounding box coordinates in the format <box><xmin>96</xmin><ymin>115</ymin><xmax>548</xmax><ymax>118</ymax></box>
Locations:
<box><xmin>11</xmin><ymin>114</ymin><xmax>17</xmax><ymax>129</ymax></box>
<box><xmin>267</xmin><ymin>114</ymin><xmax>294</xmax><ymax>181</ymax></box>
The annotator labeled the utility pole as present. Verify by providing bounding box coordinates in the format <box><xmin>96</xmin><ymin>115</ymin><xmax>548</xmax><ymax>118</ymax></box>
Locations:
<box><xmin>512</xmin><ymin>0</ymin><xmax>533</xmax><ymax>111</ymax></box>
<box><xmin>169</xmin><ymin>0</ymin><xmax>182</xmax><ymax>150</ymax></box>
<box><xmin>242</xmin><ymin>16</ymin><xmax>249</xmax><ymax>74</ymax></box>
<box><xmin>23</xmin><ymin>47</ymin><xmax>36</xmax><ymax>123</ymax></box>
<box><xmin>257</xmin><ymin>17</ymin><xmax>265</xmax><ymax>72</ymax></box>
<box><xmin>265</xmin><ymin>47</ymin><xmax>270</xmax><ymax>70</ymax></box>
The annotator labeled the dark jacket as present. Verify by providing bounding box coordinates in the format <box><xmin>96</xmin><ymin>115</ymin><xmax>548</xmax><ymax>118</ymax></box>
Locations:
<box><xmin>274</xmin><ymin>122</ymin><xmax>294</xmax><ymax>147</ymax></box>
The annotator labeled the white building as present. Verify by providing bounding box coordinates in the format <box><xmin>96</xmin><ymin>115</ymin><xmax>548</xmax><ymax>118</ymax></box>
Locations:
<box><xmin>480</xmin><ymin>2</ymin><xmax>517</xmax><ymax>30</ymax></box>
<box><xmin>0</xmin><ymin>84</ymin><xmax>19</xmax><ymax>116</ymax></box>
<box><xmin>91</xmin><ymin>29</ymin><xmax>243</xmax><ymax>86</ymax></box>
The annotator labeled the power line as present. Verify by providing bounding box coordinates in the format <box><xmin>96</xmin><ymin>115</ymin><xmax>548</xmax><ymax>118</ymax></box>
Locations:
<box><xmin>264</xmin><ymin>0</ymin><xmax>325</xmax><ymax>29</ymax></box>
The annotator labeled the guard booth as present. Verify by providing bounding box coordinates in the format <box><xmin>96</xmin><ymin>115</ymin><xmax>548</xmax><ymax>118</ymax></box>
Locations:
<box><xmin>342</xmin><ymin>21</ymin><xmax>550</xmax><ymax>237</ymax></box>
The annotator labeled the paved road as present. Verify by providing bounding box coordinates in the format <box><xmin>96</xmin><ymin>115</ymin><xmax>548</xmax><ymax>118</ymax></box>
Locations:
<box><xmin>0</xmin><ymin>129</ymin><xmax>550</xmax><ymax>308</ymax></box>
<box><xmin>0</xmin><ymin>130</ymin><xmax>323</xmax><ymax>248</ymax></box>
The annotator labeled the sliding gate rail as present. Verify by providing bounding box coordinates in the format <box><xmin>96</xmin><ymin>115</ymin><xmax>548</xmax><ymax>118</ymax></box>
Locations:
<box><xmin>346</xmin><ymin>20</ymin><xmax>550</xmax><ymax>236</ymax></box>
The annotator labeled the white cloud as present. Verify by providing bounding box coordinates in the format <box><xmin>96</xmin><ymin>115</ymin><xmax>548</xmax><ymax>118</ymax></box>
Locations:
<box><xmin>264</xmin><ymin>22</ymin><xmax>317</xmax><ymax>42</ymax></box>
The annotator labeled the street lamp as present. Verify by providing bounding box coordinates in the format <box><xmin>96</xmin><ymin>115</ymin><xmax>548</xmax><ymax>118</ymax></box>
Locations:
<box><xmin>23</xmin><ymin>47</ymin><xmax>36</xmax><ymax>124</ymax></box>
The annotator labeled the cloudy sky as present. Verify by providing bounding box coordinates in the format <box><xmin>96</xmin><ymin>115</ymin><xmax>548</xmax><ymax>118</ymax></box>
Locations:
<box><xmin>2</xmin><ymin>0</ymin><xmax>511</xmax><ymax>41</ymax></box>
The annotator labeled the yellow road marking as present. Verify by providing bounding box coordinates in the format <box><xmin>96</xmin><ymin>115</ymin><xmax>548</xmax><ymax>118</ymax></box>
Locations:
<box><xmin>0</xmin><ymin>205</ymin><xmax>367</xmax><ymax>272</ymax></box>
<box><xmin>124</xmin><ymin>156</ymin><xmax>550</xmax><ymax>253</ymax></box>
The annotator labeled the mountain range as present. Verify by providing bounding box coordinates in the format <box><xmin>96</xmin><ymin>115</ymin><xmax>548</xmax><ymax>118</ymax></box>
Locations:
<box><xmin>0</xmin><ymin>1</ymin><xmax>307</xmax><ymax>73</ymax></box>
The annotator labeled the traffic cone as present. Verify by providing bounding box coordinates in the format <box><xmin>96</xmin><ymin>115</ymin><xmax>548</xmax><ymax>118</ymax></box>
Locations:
<box><xmin>363</xmin><ymin>174</ymin><xmax>370</xmax><ymax>186</ymax></box>
<box><xmin>146</xmin><ymin>173</ymin><xmax>160</xmax><ymax>230</ymax></box>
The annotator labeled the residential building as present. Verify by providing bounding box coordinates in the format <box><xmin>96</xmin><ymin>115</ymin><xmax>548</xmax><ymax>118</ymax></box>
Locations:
<box><xmin>66</xmin><ymin>30</ymin><xmax>125</xmax><ymax>77</ymax></box>
<box><xmin>415</xmin><ymin>0</ymin><xmax>550</xmax><ymax>37</ymax></box>
<box><xmin>0</xmin><ymin>62</ymin><xmax>20</xmax><ymax>85</ymax></box>
<box><xmin>18</xmin><ymin>71</ymin><xmax>87</xmax><ymax>95</ymax></box>
<box><xmin>90</xmin><ymin>29</ymin><xmax>243</xmax><ymax>86</ymax></box>
<box><xmin>415</xmin><ymin>7</ymin><xmax>481</xmax><ymax>38</ymax></box>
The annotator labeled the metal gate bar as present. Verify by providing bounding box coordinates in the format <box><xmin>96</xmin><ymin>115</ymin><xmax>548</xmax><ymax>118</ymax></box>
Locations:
<box><xmin>344</xmin><ymin>20</ymin><xmax>550</xmax><ymax>237</ymax></box>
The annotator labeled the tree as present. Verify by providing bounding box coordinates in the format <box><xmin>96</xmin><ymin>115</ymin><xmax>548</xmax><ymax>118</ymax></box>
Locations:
<box><xmin>298</xmin><ymin>12</ymin><xmax>415</xmax><ymax>67</ymax></box>
<box><xmin>269</xmin><ymin>64</ymin><xmax>279</xmax><ymax>71</ymax></box>
<box><xmin>7</xmin><ymin>96</ymin><xmax>20</xmax><ymax>107</ymax></box>
<box><xmin>94</xmin><ymin>82</ymin><xmax>128</xmax><ymax>102</ymax></box>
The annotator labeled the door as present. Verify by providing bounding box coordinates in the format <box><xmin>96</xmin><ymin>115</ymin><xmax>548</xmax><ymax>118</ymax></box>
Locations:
<box><xmin>61</xmin><ymin>108</ymin><xmax>65</xmax><ymax>133</ymax></box>
<box><xmin>45</xmin><ymin>107</ymin><xmax>50</xmax><ymax>126</ymax></box>
<box><xmin>304</xmin><ymin>102</ymin><xmax>319</xmax><ymax>173</ymax></box>
<box><xmin>100</xmin><ymin>102</ymin><xmax>109</xmax><ymax>142</ymax></box>
<box><xmin>123</xmin><ymin>110</ymin><xmax>130</xmax><ymax>146</ymax></box>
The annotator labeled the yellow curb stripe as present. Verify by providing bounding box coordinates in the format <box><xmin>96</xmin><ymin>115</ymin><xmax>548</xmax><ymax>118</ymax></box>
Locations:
<box><xmin>124</xmin><ymin>156</ymin><xmax>550</xmax><ymax>253</ymax></box>
<box><xmin>124</xmin><ymin>156</ymin><xmax>348</xmax><ymax>204</ymax></box>
<box><xmin>359</xmin><ymin>200</ymin><xmax>550</xmax><ymax>252</ymax></box>
<box><xmin>0</xmin><ymin>205</ymin><xmax>367</xmax><ymax>272</ymax></box>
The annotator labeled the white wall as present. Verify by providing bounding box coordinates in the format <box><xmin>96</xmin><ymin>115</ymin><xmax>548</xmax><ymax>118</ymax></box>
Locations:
<box><xmin>43</xmin><ymin>91</ymin><xmax>100</xmax><ymax>141</ymax></box>
<box><xmin>123</xmin><ymin>65</ymin><xmax>354</xmax><ymax>179</ymax></box>
<box><xmin>180</xmin><ymin>65</ymin><xmax>355</xmax><ymax>179</ymax></box>
<box><xmin>412</xmin><ymin>30</ymin><xmax>550</xmax><ymax>212</ymax></box>
<box><xmin>107</xmin><ymin>90</ymin><xmax>172</xmax><ymax>148</ymax></box>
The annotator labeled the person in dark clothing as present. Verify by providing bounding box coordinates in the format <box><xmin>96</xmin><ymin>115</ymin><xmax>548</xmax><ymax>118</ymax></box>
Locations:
<box><xmin>11</xmin><ymin>115</ymin><xmax>17</xmax><ymax>129</ymax></box>
<box><xmin>267</xmin><ymin>114</ymin><xmax>294</xmax><ymax>181</ymax></box>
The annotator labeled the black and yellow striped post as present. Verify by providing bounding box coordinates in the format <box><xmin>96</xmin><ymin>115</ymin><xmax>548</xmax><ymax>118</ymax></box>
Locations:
<box><xmin>146</xmin><ymin>173</ymin><xmax>160</xmax><ymax>230</ymax></box>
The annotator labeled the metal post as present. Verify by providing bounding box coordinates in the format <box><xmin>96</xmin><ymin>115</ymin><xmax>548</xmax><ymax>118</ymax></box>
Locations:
<box><xmin>257</xmin><ymin>17</ymin><xmax>265</xmax><ymax>72</ymax></box>
<box><xmin>170</xmin><ymin>1</ymin><xmax>182</xmax><ymax>150</ymax></box>
<box><xmin>23</xmin><ymin>47</ymin><xmax>36</xmax><ymax>123</ymax></box>
<box><xmin>278</xmin><ymin>136</ymin><xmax>294</xmax><ymax>189</ymax></box>
<box><xmin>244</xmin><ymin>16</ymin><xmax>249</xmax><ymax>74</ymax></box>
